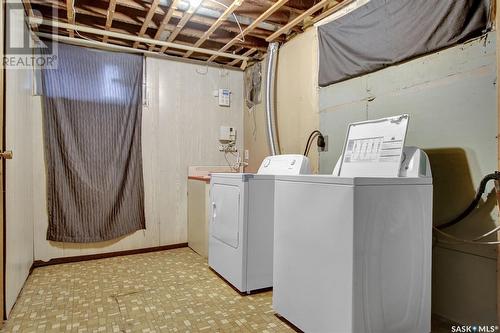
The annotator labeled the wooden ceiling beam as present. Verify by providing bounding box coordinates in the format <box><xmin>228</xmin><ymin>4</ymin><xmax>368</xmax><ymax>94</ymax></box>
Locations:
<box><xmin>103</xmin><ymin>0</ymin><xmax>117</xmax><ymax>43</ymax></box>
<box><xmin>160</xmin><ymin>1</ymin><xmax>203</xmax><ymax>53</ymax></box>
<box><xmin>207</xmin><ymin>0</ymin><xmax>289</xmax><ymax>62</ymax></box>
<box><xmin>32</xmin><ymin>0</ymin><xmax>274</xmax><ymax>41</ymax></box>
<box><xmin>22</xmin><ymin>0</ymin><xmax>35</xmax><ymax>17</ymax></box>
<box><xmin>66</xmin><ymin>0</ymin><xmax>75</xmax><ymax>37</ymax></box>
<box><xmin>254</xmin><ymin>0</ymin><xmax>303</xmax><ymax>15</ymax></box>
<box><xmin>227</xmin><ymin>47</ymin><xmax>256</xmax><ymax>66</ymax></box>
<box><xmin>200</xmin><ymin>0</ymin><xmax>295</xmax><ymax>28</ymax></box>
<box><xmin>34</xmin><ymin>0</ymin><xmax>158</xmax><ymax>29</ymax></box>
<box><xmin>184</xmin><ymin>0</ymin><xmax>243</xmax><ymax>58</ymax></box>
<box><xmin>43</xmin><ymin>24</ymin><xmax>256</xmax><ymax>51</ymax></box>
<box><xmin>116</xmin><ymin>0</ymin><xmax>294</xmax><ymax>29</ymax></box>
<box><xmin>33</xmin><ymin>17</ymin><xmax>251</xmax><ymax>61</ymax></box>
<box><xmin>37</xmin><ymin>31</ymin><xmax>242</xmax><ymax>69</ymax></box>
<box><xmin>30</xmin><ymin>0</ymin><xmax>271</xmax><ymax>48</ymax></box>
<box><xmin>133</xmin><ymin>0</ymin><xmax>160</xmax><ymax>48</ymax></box>
<box><xmin>181</xmin><ymin>12</ymin><xmax>276</xmax><ymax>39</ymax></box>
<box><xmin>266</xmin><ymin>0</ymin><xmax>336</xmax><ymax>41</ymax></box>
<box><xmin>148</xmin><ymin>0</ymin><xmax>180</xmax><ymax>51</ymax></box>
<box><xmin>311</xmin><ymin>0</ymin><xmax>352</xmax><ymax>24</ymax></box>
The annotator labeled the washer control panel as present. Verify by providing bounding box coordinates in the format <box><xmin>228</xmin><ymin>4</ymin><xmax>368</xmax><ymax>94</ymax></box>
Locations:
<box><xmin>257</xmin><ymin>154</ymin><xmax>311</xmax><ymax>175</ymax></box>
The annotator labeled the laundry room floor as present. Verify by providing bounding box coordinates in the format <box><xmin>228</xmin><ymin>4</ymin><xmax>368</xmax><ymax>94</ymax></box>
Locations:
<box><xmin>3</xmin><ymin>247</ymin><xmax>454</xmax><ymax>332</ymax></box>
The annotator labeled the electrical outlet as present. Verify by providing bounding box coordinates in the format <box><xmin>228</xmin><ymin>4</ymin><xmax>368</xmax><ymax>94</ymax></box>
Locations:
<box><xmin>318</xmin><ymin>135</ymin><xmax>328</xmax><ymax>152</ymax></box>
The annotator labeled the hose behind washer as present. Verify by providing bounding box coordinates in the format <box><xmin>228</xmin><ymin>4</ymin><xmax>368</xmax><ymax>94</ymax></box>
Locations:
<box><xmin>436</xmin><ymin>171</ymin><xmax>500</xmax><ymax>229</ymax></box>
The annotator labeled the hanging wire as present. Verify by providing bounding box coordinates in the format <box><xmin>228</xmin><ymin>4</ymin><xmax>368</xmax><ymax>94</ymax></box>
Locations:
<box><xmin>71</xmin><ymin>0</ymin><xmax>107</xmax><ymax>43</ymax></box>
<box><xmin>207</xmin><ymin>0</ymin><xmax>245</xmax><ymax>43</ymax></box>
<box><xmin>71</xmin><ymin>0</ymin><xmax>245</xmax><ymax>51</ymax></box>
<box><xmin>433</xmin><ymin>226</ymin><xmax>500</xmax><ymax>245</ymax></box>
<box><xmin>221</xmin><ymin>144</ymin><xmax>246</xmax><ymax>172</ymax></box>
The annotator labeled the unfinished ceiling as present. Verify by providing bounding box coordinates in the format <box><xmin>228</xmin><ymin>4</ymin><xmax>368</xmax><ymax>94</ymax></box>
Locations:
<box><xmin>25</xmin><ymin>0</ymin><xmax>348</xmax><ymax>68</ymax></box>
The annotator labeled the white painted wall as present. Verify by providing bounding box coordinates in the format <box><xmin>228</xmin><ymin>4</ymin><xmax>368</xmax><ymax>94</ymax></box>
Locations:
<box><xmin>33</xmin><ymin>57</ymin><xmax>244</xmax><ymax>261</ymax></box>
<box><xmin>6</xmin><ymin>65</ymin><xmax>35</xmax><ymax>315</ymax></box>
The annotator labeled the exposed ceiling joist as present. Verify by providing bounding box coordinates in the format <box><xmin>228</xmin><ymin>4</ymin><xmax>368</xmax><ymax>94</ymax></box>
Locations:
<box><xmin>257</xmin><ymin>0</ymin><xmax>303</xmax><ymax>15</ymax></box>
<box><xmin>66</xmin><ymin>0</ymin><xmax>75</xmax><ymax>37</ymax></box>
<box><xmin>38</xmin><ymin>31</ymin><xmax>240</xmax><ymax>70</ymax></box>
<box><xmin>34</xmin><ymin>0</ymin><xmax>279</xmax><ymax>40</ymax></box>
<box><xmin>28</xmin><ymin>0</ymin><xmax>350</xmax><ymax>68</ymax></box>
<box><xmin>312</xmin><ymin>0</ymin><xmax>353</xmax><ymax>24</ymax></box>
<box><xmin>22</xmin><ymin>0</ymin><xmax>35</xmax><ymax>18</ymax></box>
<box><xmin>227</xmin><ymin>47</ymin><xmax>256</xmax><ymax>66</ymax></box>
<box><xmin>34</xmin><ymin>18</ymin><xmax>250</xmax><ymax>61</ymax></box>
<box><xmin>103</xmin><ymin>0</ymin><xmax>117</xmax><ymax>43</ymax></box>
<box><xmin>133</xmin><ymin>0</ymin><xmax>161</xmax><ymax>48</ymax></box>
<box><xmin>266</xmin><ymin>0</ymin><xmax>333</xmax><ymax>41</ymax></box>
<box><xmin>149</xmin><ymin>0</ymin><xmax>180</xmax><ymax>51</ymax></box>
<box><xmin>184</xmin><ymin>0</ymin><xmax>243</xmax><ymax>58</ymax></box>
<box><xmin>34</xmin><ymin>0</ymin><xmax>152</xmax><ymax>28</ymax></box>
<box><xmin>37</xmin><ymin>20</ymin><xmax>267</xmax><ymax>51</ymax></box>
<box><xmin>207</xmin><ymin>0</ymin><xmax>290</xmax><ymax>62</ymax></box>
<box><xmin>114</xmin><ymin>0</ymin><xmax>299</xmax><ymax>30</ymax></box>
<box><xmin>34</xmin><ymin>0</ymin><xmax>271</xmax><ymax>46</ymax></box>
<box><xmin>198</xmin><ymin>0</ymin><xmax>292</xmax><ymax>29</ymax></box>
<box><xmin>160</xmin><ymin>1</ymin><xmax>203</xmax><ymax>53</ymax></box>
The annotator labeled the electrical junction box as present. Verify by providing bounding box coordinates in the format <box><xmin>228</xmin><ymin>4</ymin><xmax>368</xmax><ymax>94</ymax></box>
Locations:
<box><xmin>218</xmin><ymin>89</ymin><xmax>231</xmax><ymax>107</ymax></box>
<box><xmin>219</xmin><ymin>126</ymin><xmax>236</xmax><ymax>144</ymax></box>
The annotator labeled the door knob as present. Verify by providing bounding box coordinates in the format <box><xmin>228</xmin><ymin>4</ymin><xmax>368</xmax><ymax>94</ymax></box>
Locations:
<box><xmin>0</xmin><ymin>151</ymin><xmax>13</xmax><ymax>159</ymax></box>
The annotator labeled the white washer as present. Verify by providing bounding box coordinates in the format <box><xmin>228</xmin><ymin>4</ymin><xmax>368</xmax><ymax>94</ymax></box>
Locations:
<box><xmin>209</xmin><ymin>155</ymin><xmax>310</xmax><ymax>293</ymax></box>
<box><xmin>273</xmin><ymin>116</ymin><xmax>433</xmax><ymax>333</ymax></box>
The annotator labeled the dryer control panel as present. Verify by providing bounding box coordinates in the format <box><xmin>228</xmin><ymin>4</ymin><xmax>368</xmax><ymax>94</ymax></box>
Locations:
<box><xmin>257</xmin><ymin>154</ymin><xmax>311</xmax><ymax>175</ymax></box>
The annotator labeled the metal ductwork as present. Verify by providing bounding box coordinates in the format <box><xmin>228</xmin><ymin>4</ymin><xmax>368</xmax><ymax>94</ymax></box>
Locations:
<box><xmin>264</xmin><ymin>42</ymin><xmax>280</xmax><ymax>156</ymax></box>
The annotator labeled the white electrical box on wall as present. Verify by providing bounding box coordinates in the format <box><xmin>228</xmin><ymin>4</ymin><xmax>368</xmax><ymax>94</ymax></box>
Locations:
<box><xmin>219</xmin><ymin>126</ymin><xmax>236</xmax><ymax>144</ymax></box>
<box><xmin>218</xmin><ymin>89</ymin><xmax>231</xmax><ymax>107</ymax></box>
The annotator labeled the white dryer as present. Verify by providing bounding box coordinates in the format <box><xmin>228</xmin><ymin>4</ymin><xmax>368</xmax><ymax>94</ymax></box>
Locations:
<box><xmin>209</xmin><ymin>154</ymin><xmax>310</xmax><ymax>293</ymax></box>
<box><xmin>272</xmin><ymin>115</ymin><xmax>433</xmax><ymax>333</ymax></box>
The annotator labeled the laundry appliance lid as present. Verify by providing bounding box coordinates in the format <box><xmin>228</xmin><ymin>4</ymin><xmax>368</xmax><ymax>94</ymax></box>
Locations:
<box><xmin>337</xmin><ymin>114</ymin><xmax>409</xmax><ymax>178</ymax></box>
<box><xmin>210</xmin><ymin>173</ymin><xmax>254</xmax><ymax>181</ymax></box>
<box><xmin>274</xmin><ymin>174</ymin><xmax>432</xmax><ymax>185</ymax></box>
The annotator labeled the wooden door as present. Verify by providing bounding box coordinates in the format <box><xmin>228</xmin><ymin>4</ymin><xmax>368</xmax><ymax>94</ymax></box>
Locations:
<box><xmin>0</xmin><ymin>0</ymin><xmax>5</xmax><ymax>322</ymax></box>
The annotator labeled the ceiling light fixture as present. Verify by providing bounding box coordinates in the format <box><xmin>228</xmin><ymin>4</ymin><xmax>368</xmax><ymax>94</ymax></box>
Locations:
<box><xmin>189</xmin><ymin>0</ymin><xmax>202</xmax><ymax>8</ymax></box>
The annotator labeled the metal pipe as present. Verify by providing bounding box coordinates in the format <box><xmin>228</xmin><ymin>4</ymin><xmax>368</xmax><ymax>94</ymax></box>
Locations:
<box><xmin>264</xmin><ymin>42</ymin><xmax>280</xmax><ymax>155</ymax></box>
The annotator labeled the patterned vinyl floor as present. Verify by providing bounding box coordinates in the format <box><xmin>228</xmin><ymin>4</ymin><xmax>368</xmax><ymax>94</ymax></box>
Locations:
<box><xmin>3</xmin><ymin>248</ymin><xmax>292</xmax><ymax>333</ymax></box>
<box><xmin>2</xmin><ymin>247</ymin><xmax>452</xmax><ymax>333</ymax></box>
